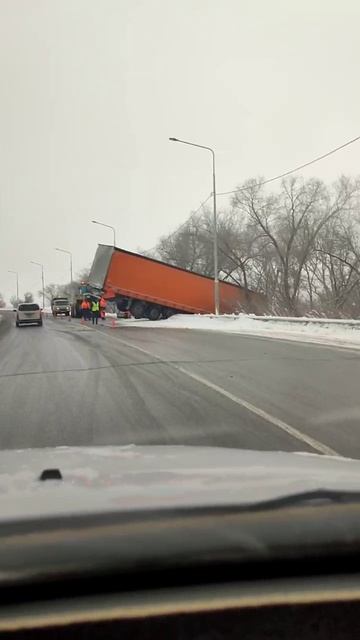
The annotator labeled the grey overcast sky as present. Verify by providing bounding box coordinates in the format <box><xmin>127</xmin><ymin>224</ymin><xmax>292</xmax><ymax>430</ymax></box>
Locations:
<box><xmin>1</xmin><ymin>0</ymin><xmax>360</xmax><ymax>304</ymax></box>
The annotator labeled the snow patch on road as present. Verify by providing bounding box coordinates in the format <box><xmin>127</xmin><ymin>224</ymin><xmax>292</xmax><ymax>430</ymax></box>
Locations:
<box><xmin>119</xmin><ymin>314</ymin><xmax>360</xmax><ymax>350</ymax></box>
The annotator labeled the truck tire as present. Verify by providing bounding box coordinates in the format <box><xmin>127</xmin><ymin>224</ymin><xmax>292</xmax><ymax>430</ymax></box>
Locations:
<box><xmin>116</xmin><ymin>299</ymin><xmax>130</xmax><ymax>312</ymax></box>
<box><xmin>148</xmin><ymin>306</ymin><xmax>161</xmax><ymax>321</ymax></box>
<box><xmin>130</xmin><ymin>301</ymin><xmax>146</xmax><ymax>319</ymax></box>
<box><xmin>163</xmin><ymin>308</ymin><xmax>175</xmax><ymax>319</ymax></box>
<box><xmin>38</xmin><ymin>320</ymin><xmax>43</xmax><ymax>327</ymax></box>
<box><xmin>16</xmin><ymin>321</ymin><xmax>20</xmax><ymax>327</ymax></box>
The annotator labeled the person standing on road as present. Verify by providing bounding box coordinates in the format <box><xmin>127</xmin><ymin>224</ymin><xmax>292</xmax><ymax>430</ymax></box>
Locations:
<box><xmin>100</xmin><ymin>296</ymin><xmax>107</xmax><ymax>321</ymax></box>
<box><xmin>80</xmin><ymin>299</ymin><xmax>89</xmax><ymax>321</ymax></box>
<box><xmin>84</xmin><ymin>298</ymin><xmax>91</xmax><ymax>321</ymax></box>
<box><xmin>91</xmin><ymin>299</ymin><xmax>100</xmax><ymax>325</ymax></box>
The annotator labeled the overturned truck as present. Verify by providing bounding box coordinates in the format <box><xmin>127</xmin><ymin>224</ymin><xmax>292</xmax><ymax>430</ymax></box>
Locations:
<box><xmin>88</xmin><ymin>244</ymin><xmax>265</xmax><ymax>320</ymax></box>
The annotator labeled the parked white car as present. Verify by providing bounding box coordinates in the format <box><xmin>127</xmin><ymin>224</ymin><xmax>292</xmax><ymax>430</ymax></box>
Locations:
<box><xmin>16</xmin><ymin>303</ymin><xmax>43</xmax><ymax>327</ymax></box>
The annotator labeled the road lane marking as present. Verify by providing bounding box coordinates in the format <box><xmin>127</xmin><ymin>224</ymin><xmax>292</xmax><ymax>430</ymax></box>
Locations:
<box><xmin>92</xmin><ymin>327</ymin><xmax>339</xmax><ymax>456</ymax></box>
<box><xmin>172</xmin><ymin>366</ymin><xmax>338</xmax><ymax>456</ymax></box>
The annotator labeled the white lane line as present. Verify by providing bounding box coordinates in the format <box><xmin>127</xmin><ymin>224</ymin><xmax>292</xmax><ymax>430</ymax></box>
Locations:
<box><xmin>172</xmin><ymin>365</ymin><xmax>338</xmax><ymax>456</ymax></box>
<box><xmin>92</xmin><ymin>328</ymin><xmax>339</xmax><ymax>456</ymax></box>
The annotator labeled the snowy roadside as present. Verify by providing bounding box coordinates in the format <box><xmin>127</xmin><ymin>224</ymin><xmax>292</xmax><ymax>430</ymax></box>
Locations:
<box><xmin>118</xmin><ymin>314</ymin><xmax>360</xmax><ymax>351</ymax></box>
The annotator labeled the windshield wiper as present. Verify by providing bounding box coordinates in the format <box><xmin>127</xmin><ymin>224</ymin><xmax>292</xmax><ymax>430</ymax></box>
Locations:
<box><xmin>241</xmin><ymin>489</ymin><xmax>360</xmax><ymax>512</ymax></box>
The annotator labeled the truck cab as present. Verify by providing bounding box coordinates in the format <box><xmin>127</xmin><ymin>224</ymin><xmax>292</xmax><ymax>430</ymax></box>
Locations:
<box><xmin>51</xmin><ymin>298</ymin><xmax>71</xmax><ymax>317</ymax></box>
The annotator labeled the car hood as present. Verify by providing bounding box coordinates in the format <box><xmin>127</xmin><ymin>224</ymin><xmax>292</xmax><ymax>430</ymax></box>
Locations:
<box><xmin>1</xmin><ymin>445</ymin><xmax>360</xmax><ymax>521</ymax></box>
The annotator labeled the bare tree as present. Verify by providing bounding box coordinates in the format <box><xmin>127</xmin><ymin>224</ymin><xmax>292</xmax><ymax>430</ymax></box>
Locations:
<box><xmin>41</xmin><ymin>284</ymin><xmax>64</xmax><ymax>303</ymax></box>
<box><xmin>41</xmin><ymin>268</ymin><xmax>91</xmax><ymax>303</ymax></box>
<box><xmin>155</xmin><ymin>212</ymin><xmax>214</xmax><ymax>276</ymax></box>
<box><xmin>149</xmin><ymin>175</ymin><xmax>360</xmax><ymax>317</ymax></box>
<box><xmin>10</xmin><ymin>295</ymin><xmax>20</xmax><ymax>308</ymax></box>
<box><xmin>310</xmin><ymin>215</ymin><xmax>360</xmax><ymax>316</ymax></box>
<box><xmin>231</xmin><ymin>176</ymin><xmax>360</xmax><ymax>315</ymax></box>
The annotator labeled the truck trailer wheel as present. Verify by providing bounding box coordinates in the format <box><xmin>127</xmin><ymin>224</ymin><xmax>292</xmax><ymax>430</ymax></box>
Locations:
<box><xmin>147</xmin><ymin>306</ymin><xmax>161</xmax><ymax>321</ymax></box>
<box><xmin>130</xmin><ymin>301</ymin><xmax>146</xmax><ymax>319</ymax></box>
<box><xmin>163</xmin><ymin>308</ymin><xmax>175</xmax><ymax>319</ymax></box>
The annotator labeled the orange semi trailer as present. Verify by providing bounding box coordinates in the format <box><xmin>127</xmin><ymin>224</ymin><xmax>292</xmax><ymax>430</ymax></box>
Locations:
<box><xmin>88</xmin><ymin>244</ymin><xmax>265</xmax><ymax>320</ymax></box>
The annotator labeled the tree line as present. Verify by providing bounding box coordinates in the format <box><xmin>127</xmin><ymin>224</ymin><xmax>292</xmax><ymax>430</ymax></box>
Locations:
<box><xmin>151</xmin><ymin>175</ymin><xmax>360</xmax><ymax>317</ymax></box>
<box><xmin>3</xmin><ymin>176</ymin><xmax>359</xmax><ymax>318</ymax></box>
<box><xmin>40</xmin><ymin>268</ymin><xmax>90</xmax><ymax>305</ymax></box>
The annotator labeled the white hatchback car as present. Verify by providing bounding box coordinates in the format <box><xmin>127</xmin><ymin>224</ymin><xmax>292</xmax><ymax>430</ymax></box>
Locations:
<box><xmin>16</xmin><ymin>303</ymin><xmax>43</xmax><ymax>327</ymax></box>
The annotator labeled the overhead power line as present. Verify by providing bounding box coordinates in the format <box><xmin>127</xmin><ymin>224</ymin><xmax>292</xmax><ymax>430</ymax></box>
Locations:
<box><xmin>190</xmin><ymin>193</ymin><xmax>212</xmax><ymax>215</ymax></box>
<box><xmin>146</xmin><ymin>193</ymin><xmax>212</xmax><ymax>254</ymax></box>
<box><xmin>147</xmin><ymin>133</ymin><xmax>360</xmax><ymax>254</ymax></box>
<box><xmin>217</xmin><ymin>133</ymin><xmax>360</xmax><ymax>196</ymax></box>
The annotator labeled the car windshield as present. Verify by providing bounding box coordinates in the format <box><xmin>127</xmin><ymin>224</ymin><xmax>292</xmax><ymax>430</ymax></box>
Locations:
<box><xmin>1</xmin><ymin>1</ymin><xmax>360</xmax><ymax>538</ymax></box>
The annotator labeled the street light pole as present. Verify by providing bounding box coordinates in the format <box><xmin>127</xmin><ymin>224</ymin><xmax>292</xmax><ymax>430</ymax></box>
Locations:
<box><xmin>91</xmin><ymin>220</ymin><xmax>116</xmax><ymax>247</ymax></box>
<box><xmin>55</xmin><ymin>248</ymin><xmax>73</xmax><ymax>284</ymax></box>
<box><xmin>8</xmin><ymin>270</ymin><xmax>19</xmax><ymax>305</ymax></box>
<box><xmin>30</xmin><ymin>261</ymin><xmax>45</xmax><ymax>309</ymax></box>
<box><xmin>169</xmin><ymin>137</ymin><xmax>220</xmax><ymax>315</ymax></box>
<box><xmin>211</xmin><ymin>151</ymin><xmax>219</xmax><ymax>316</ymax></box>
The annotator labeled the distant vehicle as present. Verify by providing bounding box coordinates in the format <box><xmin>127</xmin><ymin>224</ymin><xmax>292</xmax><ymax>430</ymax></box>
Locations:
<box><xmin>15</xmin><ymin>303</ymin><xmax>43</xmax><ymax>327</ymax></box>
<box><xmin>88</xmin><ymin>244</ymin><xmax>265</xmax><ymax>320</ymax></box>
<box><xmin>51</xmin><ymin>297</ymin><xmax>71</xmax><ymax>317</ymax></box>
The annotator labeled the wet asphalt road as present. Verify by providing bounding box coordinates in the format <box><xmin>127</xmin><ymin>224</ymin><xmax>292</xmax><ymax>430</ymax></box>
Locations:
<box><xmin>1</xmin><ymin>312</ymin><xmax>360</xmax><ymax>457</ymax></box>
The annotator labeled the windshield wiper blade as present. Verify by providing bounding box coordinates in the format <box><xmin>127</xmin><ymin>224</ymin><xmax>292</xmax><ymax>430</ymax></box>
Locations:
<box><xmin>243</xmin><ymin>489</ymin><xmax>360</xmax><ymax>512</ymax></box>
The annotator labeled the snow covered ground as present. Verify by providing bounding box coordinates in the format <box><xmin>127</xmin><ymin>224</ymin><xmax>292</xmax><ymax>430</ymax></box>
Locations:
<box><xmin>119</xmin><ymin>314</ymin><xmax>360</xmax><ymax>350</ymax></box>
<box><xmin>41</xmin><ymin>304</ymin><xmax>360</xmax><ymax>350</ymax></box>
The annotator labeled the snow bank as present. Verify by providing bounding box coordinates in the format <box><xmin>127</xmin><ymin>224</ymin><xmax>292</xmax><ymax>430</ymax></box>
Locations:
<box><xmin>120</xmin><ymin>314</ymin><xmax>360</xmax><ymax>350</ymax></box>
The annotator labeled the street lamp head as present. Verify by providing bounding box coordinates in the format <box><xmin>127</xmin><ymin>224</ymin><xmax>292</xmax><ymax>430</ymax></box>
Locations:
<box><xmin>169</xmin><ymin>137</ymin><xmax>179</xmax><ymax>142</ymax></box>
<box><xmin>91</xmin><ymin>219</ymin><xmax>116</xmax><ymax>246</ymax></box>
<box><xmin>55</xmin><ymin>247</ymin><xmax>71</xmax><ymax>255</ymax></box>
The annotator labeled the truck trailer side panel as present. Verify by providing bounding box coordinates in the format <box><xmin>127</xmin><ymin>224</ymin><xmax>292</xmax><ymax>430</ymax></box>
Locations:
<box><xmin>88</xmin><ymin>245</ymin><xmax>265</xmax><ymax>315</ymax></box>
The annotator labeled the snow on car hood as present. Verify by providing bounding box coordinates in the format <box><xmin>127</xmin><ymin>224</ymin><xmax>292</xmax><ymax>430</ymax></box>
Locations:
<box><xmin>1</xmin><ymin>445</ymin><xmax>360</xmax><ymax>521</ymax></box>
